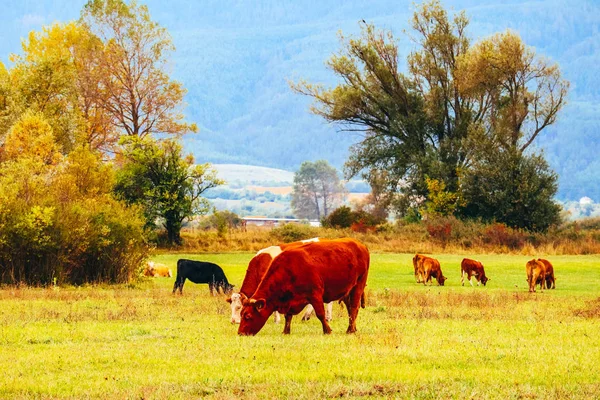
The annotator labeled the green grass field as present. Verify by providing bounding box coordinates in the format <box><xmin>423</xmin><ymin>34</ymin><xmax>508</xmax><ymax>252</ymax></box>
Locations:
<box><xmin>1</xmin><ymin>253</ymin><xmax>600</xmax><ymax>399</ymax></box>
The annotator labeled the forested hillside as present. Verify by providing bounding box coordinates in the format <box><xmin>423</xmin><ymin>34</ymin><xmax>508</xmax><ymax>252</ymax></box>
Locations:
<box><xmin>1</xmin><ymin>0</ymin><xmax>598</xmax><ymax>200</ymax></box>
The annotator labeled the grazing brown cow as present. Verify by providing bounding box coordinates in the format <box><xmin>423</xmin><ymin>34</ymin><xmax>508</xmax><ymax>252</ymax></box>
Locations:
<box><xmin>143</xmin><ymin>261</ymin><xmax>172</xmax><ymax>278</ymax></box>
<box><xmin>537</xmin><ymin>258</ymin><xmax>556</xmax><ymax>289</ymax></box>
<box><xmin>526</xmin><ymin>259</ymin><xmax>547</xmax><ymax>292</ymax></box>
<box><xmin>460</xmin><ymin>258</ymin><xmax>490</xmax><ymax>286</ymax></box>
<box><xmin>415</xmin><ymin>255</ymin><xmax>446</xmax><ymax>286</ymax></box>
<box><xmin>238</xmin><ymin>238</ymin><xmax>370</xmax><ymax>336</ymax></box>
<box><xmin>226</xmin><ymin>238</ymin><xmax>333</xmax><ymax>325</ymax></box>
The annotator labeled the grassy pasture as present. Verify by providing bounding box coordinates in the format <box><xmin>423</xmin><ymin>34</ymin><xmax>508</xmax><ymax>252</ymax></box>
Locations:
<box><xmin>1</xmin><ymin>253</ymin><xmax>600</xmax><ymax>399</ymax></box>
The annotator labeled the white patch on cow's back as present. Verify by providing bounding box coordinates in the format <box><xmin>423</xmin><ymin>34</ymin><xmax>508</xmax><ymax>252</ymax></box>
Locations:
<box><xmin>301</xmin><ymin>237</ymin><xmax>320</xmax><ymax>243</ymax></box>
<box><xmin>256</xmin><ymin>245</ymin><xmax>283</xmax><ymax>258</ymax></box>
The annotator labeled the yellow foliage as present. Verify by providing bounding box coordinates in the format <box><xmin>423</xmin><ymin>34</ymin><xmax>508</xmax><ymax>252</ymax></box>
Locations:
<box><xmin>3</xmin><ymin>111</ymin><xmax>62</xmax><ymax>165</ymax></box>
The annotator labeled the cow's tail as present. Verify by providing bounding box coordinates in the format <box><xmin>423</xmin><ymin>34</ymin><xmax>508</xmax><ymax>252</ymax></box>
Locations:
<box><xmin>361</xmin><ymin>292</ymin><xmax>366</xmax><ymax>309</ymax></box>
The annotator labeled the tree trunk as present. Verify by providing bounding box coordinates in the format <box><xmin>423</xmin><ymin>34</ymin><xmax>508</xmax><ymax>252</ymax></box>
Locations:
<box><xmin>165</xmin><ymin>217</ymin><xmax>182</xmax><ymax>246</ymax></box>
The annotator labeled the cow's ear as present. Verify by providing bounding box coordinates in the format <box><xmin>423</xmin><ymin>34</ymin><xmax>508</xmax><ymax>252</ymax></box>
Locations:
<box><xmin>225</xmin><ymin>297</ymin><xmax>232</xmax><ymax>304</ymax></box>
<box><xmin>253</xmin><ymin>299</ymin><xmax>266</xmax><ymax>310</ymax></box>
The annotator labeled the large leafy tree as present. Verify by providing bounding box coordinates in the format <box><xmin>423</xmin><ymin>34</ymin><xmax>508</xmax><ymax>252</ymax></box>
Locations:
<box><xmin>115</xmin><ymin>136</ymin><xmax>223</xmax><ymax>245</ymax></box>
<box><xmin>293</xmin><ymin>0</ymin><xmax>568</xmax><ymax>231</ymax></box>
<box><xmin>291</xmin><ymin>24</ymin><xmax>431</xmax><ymax>212</ymax></box>
<box><xmin>291</xmin><ymin>160</ymin><xmax>345</xmax><ymax>220</ymax></box>
<box><xmin>80</xmin><ymin>0</ymin><xmax>198</xmax><ymax>138</ymax></box>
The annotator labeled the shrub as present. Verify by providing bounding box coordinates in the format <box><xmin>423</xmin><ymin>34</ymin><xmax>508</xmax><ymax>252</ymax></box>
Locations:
<box><xmin>323</xmin><ymin>206</ymin><xmax>384</xmax><ymax>231</ymax></box>
<box><xmin>482</xmin><ymin>223</ymin><xmax>526</xmax><ymax>249</ymax></box>
<box><xmin>322</xmin><ymin>206</ymin><xmax>354</xmax><ymax>228</ymax></box>
<box><xmin>0</xmin><ymin>147</ymin><xmax>148</xmax><ymax>285</ymax></box>
<box><xmin>269</xmin><ymin>223</ymin><xmax>320</xmax><ymax>243</ymax></box>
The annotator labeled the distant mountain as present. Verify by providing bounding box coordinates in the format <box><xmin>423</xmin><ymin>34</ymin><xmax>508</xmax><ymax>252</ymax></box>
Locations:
<box><xmin>1</xmin><ymin>0</ymin><xmax>599</xmax><ymax>201</ymax></box>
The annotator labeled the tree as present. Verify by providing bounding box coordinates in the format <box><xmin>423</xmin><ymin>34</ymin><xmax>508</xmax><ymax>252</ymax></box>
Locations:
<box><xmin>4</xmin><ymin>22</ymin><xmax>119</xmax><ymax>154</ymax></box>
<box><xmin>80</xmin><ymin>0</ymin><xmax>197</xmax><ymax>138</ymax></box>
<box><xmin>291</xmin><ymin>160</ymin><xmax>345</xmax><ymax>220</ymax></box>
<box><xmin>115</xmin><ymin>136</ymin><xmax>223</xmax><ymax>245</ymax></box>
<box><xmin>291</xmin><ymin>23</ymin><xmax>431</xmax><ymax>214</ymax></box>
<box><xmin>460</xmin><ymin>147</ymin><xmax>561</xmax><ymax>231</ymax></box>
<box><xmin>292</xmin><ymin>0</ymin><xmax>568</xmax><ymax>231</ymax></box>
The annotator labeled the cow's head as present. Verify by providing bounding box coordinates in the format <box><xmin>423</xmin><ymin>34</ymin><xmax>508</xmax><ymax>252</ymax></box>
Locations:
<box><xmin>438</xmin><ymin>275</ymin><xmax>448</xmax><ymax>286</ymax></box>
<box><xmin>481</xmin><ymin>275</ymin><xmax>490</xmax><ymax>286</ymax></box>
<box><xmin>226</xmin><ymin>292</ymin><xmax>247</xmax><ymax>324</ymax></box>
<box><xmin>238</xmin><ymin>298</ymin><xmax>273</xmax><ymax>336</ymax></box>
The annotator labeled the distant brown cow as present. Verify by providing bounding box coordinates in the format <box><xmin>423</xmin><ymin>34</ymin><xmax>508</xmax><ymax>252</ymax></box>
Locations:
<box><xmin>416</xmin><ymin>255</ymin><xmax>446</xmax><ymax>286</ymax></box>
<box><xmin>460</xmin><ymin>258</ymin><xmax>490</xmax><ymax>286</ymax></box>
<box><xmin>526</xmin><ymin>259</ymin><xmax>546</xmax><ymax>292</ymax></box>
<box><xmin>536</xmin><ymin>258</ymin><xmax>556</xmax><ymax>289</ymax></box>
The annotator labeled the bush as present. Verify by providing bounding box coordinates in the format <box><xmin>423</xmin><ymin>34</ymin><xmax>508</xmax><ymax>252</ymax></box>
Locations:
<box><xmin>269</xmin><ymin>223</ymin><xmax>320</xmax><ymax>243</ymax></box>
<box><xmin>0</xmin><ymin>148</ymin><xmax>149</xmax><ymax>285</ymax></box>
<box><xmin>322</xmin><ymin>206</ymin><xmax>355</xmax><ymax>228</ymax></box>
<box><xmin>482</xmin><ymin>223</ymin><xmax>527</xmax><ymax>249</ymax></box>
<box><xmin>322</xmin><ymin>206</ymin><xmax>384</xmax><ymax>231</ymax></box>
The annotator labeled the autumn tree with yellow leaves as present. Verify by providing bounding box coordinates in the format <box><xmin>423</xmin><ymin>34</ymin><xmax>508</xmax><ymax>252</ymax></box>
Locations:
<box><xmin>0</xmin><ymin>0</ymin><xmax>216</xmax><ymax>284</ymax></box>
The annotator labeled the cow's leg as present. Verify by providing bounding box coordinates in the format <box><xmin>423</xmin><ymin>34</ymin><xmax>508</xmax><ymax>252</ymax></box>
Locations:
<box><xmin>343</xmin><ymin>288</ymin><xmax>363</xmax><ymax>334</ymax></box>
<box><xmin>325</xmin><ymin>302</ymin><xmax>333</xmax><ymax>322</ymax></box>
<box><xmin>302</xmin><ymin>304</ymin><xmax>314</xmax><ymax>321</ymax></box>
<box><xmin>423</xmin><ymin>271</ymin><xmax>431</xmax><ymax>286</ymax></box>
<box><xmin>308</xmin><ymin>299</ymin><xmax>332</xmax><ymax>334</ymax></box>
<box><xmin>469</xmin><ymin>273</ymin><xmax>474</xmax><ymax>287</ymax></box>
<box><xmin>173</xmin><ymin>278</ymin><xmax>185</xmax><ymax>294</ymax></box>
<box><xmin>283</xmin><ymin>313</ymin><xmax>293</xmax><ymax>334</ymax></box>
<box><xmin>273</xmin><ymin>311</ymin><xmax>281</xmax><ymax>324</ymax></box>
<box><xmin>209</xmin><ymin>282</ymin><xmax>215</xmax><ymax>296</ymax></box>
<box><xmin>461</xmin><ymin>269</ymin><xmax>465</xmax><ymax>286</ymax></box>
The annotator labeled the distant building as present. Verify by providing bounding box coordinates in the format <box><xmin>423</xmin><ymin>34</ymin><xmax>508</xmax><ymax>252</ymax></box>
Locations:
<box><xmin>242</xmin><ymin>217</ymin><xmax>320</xmax><ymax>227</ymax></box>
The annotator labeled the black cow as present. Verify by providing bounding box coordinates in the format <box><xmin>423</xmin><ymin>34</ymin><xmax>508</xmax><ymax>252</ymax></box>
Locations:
<box><xmin>173</xmin><ymin>259</ymin><xmax>235</xmax><ymax>295</ymax></box>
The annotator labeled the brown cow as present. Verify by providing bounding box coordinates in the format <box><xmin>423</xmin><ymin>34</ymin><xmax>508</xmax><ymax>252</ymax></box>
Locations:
<box><xmin>238</xmin><ymin>238</ymin><xmax>370</xmax><ymax>336</ymax></box>
<box><xmin>460</xmin><ymin>258</ymin><xmax>490</xmax><ymax>286</ymax></box>
<box><xmin>226</xmin><ymin>238</ymin><xmax>333</xmax><ymax>325</ymax></box>
<box><xmin>526</xmin><ymin>259</ymin><xmax>546</xmax><ymax>292</ymax></box>
<box><xmin>537</xmin><ymin>258</ymin><xmax>556</xmax><ymax>289</ymax></box>
<box><xmin>415</xmin><ymin>255</ymin><xmax>446</xmax><ymax>286</ymax></box>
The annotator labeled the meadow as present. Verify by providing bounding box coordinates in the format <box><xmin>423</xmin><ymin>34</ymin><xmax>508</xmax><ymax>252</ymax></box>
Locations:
<box><xmin>1</xmin><ymin>252</ymin><xmax>600</xmax><ymax>399</ymax></box>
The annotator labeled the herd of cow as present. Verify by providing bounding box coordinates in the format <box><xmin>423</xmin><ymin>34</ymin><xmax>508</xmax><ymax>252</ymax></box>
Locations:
<box><xmin>143</xmin><ymin>237</ymin><xmax>557</xmax><ymax>336</ymax></box>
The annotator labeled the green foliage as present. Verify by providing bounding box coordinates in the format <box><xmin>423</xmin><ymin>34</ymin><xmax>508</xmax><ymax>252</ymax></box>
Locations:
<box><xmin>422</xmin><ymin>177</ymin><xmax>463</xmax><ymax>217</ymax></box>
<box><xmin>269</xmin><ymin>223</ymin><xmax>319</xmax><ymax>243</ymax></box>
<box><xmin>322</xmin><ymin>205</ymin><xmax>354</xmax><ymax>228</ymax></box>
<box><xmin>203</xmin><ymin>209</ymin><xmax>242</xmax><ymax>238</ymax></box>
<box><xmin>460</xmin><ymin>149</ymin><xmax>562</xmax><ymax>231</ymax></box>
<box><xmin>114</xmin><ymin>136</ymin><xmax>223</xmax><ymax>245</ymax></box>
<box><xmin>322</xmin><ymin>205</ymin><xmax>384</xmax><ymax>231</ymax></box>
